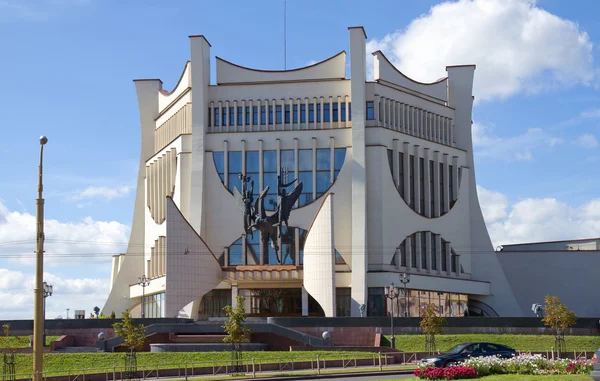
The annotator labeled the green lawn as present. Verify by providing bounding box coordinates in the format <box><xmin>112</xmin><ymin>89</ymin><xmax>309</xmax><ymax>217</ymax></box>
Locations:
<box><xmin>400</xmin><ymin>376</ymin><xmax>593</xmax><ymax>381</ymax></box>
<box><xmin>382</xmin><ymin>334</ymin><xmax>600</xmax><ymax>352</ymax></box>
<box><xmin>0</xmin><ymin>336</ymin><xmax>60</xmax><ymax>348</ymax></box>
<box><xmin>9</xmin><ymin>351</ymin><xmax>383</xmax><ymax>377</ymax></box>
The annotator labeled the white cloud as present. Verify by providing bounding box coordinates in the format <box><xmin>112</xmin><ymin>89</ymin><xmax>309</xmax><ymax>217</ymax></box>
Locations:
<box><xmin>0</xmin><ymin>199</ymin><xmax>130</xmax><ymax>266</ymax></box>
<box><xmin>477</xmin><ymin>186</ymin><xmax>600</xmax><ymax>248</ymax></box>
<box><xmin>366</xmin><ymin>0</ymin><xmax>595</xmax><ymax>101</ymax></box>
<box><xmin>575</xmin><ymin>134</ymin><xmax>598</xmax><ymax>149</ymax></box>
<box><xmin>71</xmin><ymin>186</ymin><xmax>132</xmax><ymax>202</ymax></box>
<box><xmin>471</xmin><ymin>122</ymin><xmax>558</xmax><ymax>161</ymax></box>
<box><xmin>0</xmin><ymin>0</ymin><xmax>89</xmax><ymax>22</ymax></box>
<box><xmin>0</xmin><ymin>270</ymin><xmax>109</xmax><ymax>319</ymax></box>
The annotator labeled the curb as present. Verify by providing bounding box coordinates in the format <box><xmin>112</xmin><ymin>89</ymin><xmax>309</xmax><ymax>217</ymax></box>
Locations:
<box><xmin>245</xmin><ymin>369</ymin><xmax>415</xmax><ymax>380</ymax></box>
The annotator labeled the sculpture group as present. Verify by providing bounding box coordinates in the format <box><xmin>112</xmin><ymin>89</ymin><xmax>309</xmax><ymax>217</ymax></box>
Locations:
<box><xmin>234</xmin><ymin>168</ymin><xmax>303</xmax><ymax>264</ymax></box>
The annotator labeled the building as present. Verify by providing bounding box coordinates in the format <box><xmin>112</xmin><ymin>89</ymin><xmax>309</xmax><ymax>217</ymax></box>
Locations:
<box><xmin>102</xmin><ymin>26</ymin><xmax>523</xmax><ymax>320</ymax></box>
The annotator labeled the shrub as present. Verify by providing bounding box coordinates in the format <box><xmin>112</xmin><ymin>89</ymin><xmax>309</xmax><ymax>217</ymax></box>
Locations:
<box><xmin>414</xmin><ymin>365</ymin><xmax>478</xmax><ymax>380</ymax></box>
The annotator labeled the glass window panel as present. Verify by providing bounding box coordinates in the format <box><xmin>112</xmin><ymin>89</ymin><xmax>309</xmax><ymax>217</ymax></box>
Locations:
<box><xmin>228</xmin><ymin>151</ymin><xmax>242</xmax><ymax>173</ymax></box>
<box><xmin>245</xmin><ymin>107</ymin><xmax>251</xmax><ymax>125</ymax></box>
<box><xmin>229</xmin><ymin>107</ymin><xmax>235</xmax><ymax>125</ymax></box>
<box><xmin>263</xmin><ymin>150</ymin><xmax>277</xmax><ymax>173</ymax></box>
<box><xmin>276</xmin><ymin>105</ymin><xmax>282</xmax><ymax>124</ymax></box>
<box><xmin>253</xmin><ymin>107</ymin><xmax>259</xmax><ymax>125</ymax></box>
<box><xmin>228</xmin><ymin>174</ymin><xmax>241</xmax><ymax>193</ymax></box>
<box><xmin>293</xmin><ymin>105</ymin><xmax>298</xmax><ymax>123</ymax></box>
<box><xmin>316</xmin><ymin>149</ymin><xmax>330</xmax><ymax>171</ymax></box>
<box><xmin>349</xmin><ymin>103</ymin><xmax>352</xmax><ymax>121</ymax></box>
<box><xmin>316</xmin><ymin>171</ymin><xmax>330</xmax><ymax>193</ymax></box>
<box><xmin>300</xmin><ymin>104</ymin><xmax>306</xmax><ymax>123</ymax></box>
<box><xmin>316</xmin><ymin>104</ymin><xmax>321</xmax><ymax>123</ymax></box>
<box><xmin>298</xmin><ymin>149</ymin><xmax>312</xmax><ymax>171</ymax></box>
<box><xmin>366</xmin><ymin>101</ymin><xmax>374</xmax><ymax>120</ymax></box>
<box><xmin>308</xmin><ymin>104</ymin><xmax>315</xmax><ymax>123</ymax></box>
<box><xmin>213</xmin><ymin>152</ymin><xmax>224</xmax><ymax>174</ymax></box>
<box><xmin>268</xmin><ymin>106</ymin><xmax>274</xmax><ymax>125</ymax></box>
<box><xmin>334</xmin><ymin>148</ymin><xmax>346</xmax><ymax>171</ymax></box>
<box><xmin>222</xmin><ymin>108</ymin><xmax>227</xmax><ymax>125</ymax></box>
<box><xmin>260</xmin><ymin>106</ymin><xmax>267</xmax><ymax>125</ymax></box>
<box><xmin>208</xmin><ymin>108</ymin><xmax>212</xmax><ymax>127</ymax></box>
<box><xmin>332</xmin><ymin>103</ymin><xmax>339</xmax><ymax>122</ymax></box>
<box><xmin>214</xmin><ymin>108</ymin><xmax>220</xmax><ymax>126</ymax></box>
<box><xmin>246</xmin><ymin>151</ymin><xmax>259</xmax><ymax>174</ymax></box>
<box><xmin>229</xmin><ymin>244</ymin><xmax>243</xmax><ymax>266</ymax></box>
<box><xmin>237</xmin><ymin>107</ymin><xmax>243</xmax><ymax>125</ymax></box>
<box><xmin>367</xmin><ymin>288</ymin><xmax>386</xmax><ymax>317</ymax></box>
<box><xmin>334</xmin><ymin>170</ymin><xmax>341</xmax><ymax>181</ymax></box>
<box><xmin>324</xmin><ymin>103</ymin><xmax>330</xmax><ymax>122</ymax></box>
<box><xmin>263</xmin><ymin>173</ymin><xmax>278</xmax><ymax>194</ymax></box>
<box><xmin>280</xmin><ymin>150</ymin><xmax>294</xmax><ymax>171</ymax></box>
<box><xmin>267</xmin><ymin>244</ymin><xmax>278</xmax><ymax>265</ymax></box>
<box><xmin>341</xmin><ymin>103</ymin><xmax>346</xmax><ymax>122</ymax></box>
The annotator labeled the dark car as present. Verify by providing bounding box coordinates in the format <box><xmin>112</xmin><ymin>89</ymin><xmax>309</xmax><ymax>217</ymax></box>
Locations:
<box><xmin>420</xmin><ymin>342</ymin><xmax>516</xmax><ymax>368</ymax></box>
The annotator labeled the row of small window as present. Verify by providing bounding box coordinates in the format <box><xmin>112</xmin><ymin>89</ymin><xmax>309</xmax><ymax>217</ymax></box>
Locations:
<box><xmin>367</xmin><ymin>288</ymin><xmax>468</xmax><ymax>317</ymax></box>
<box><xmin>209</xmin><ymin>103</ymin><xmax>352</xmax><ymax>127</ymax></box>
<box><xmin>388</xmin><ymin>150</ymin><xmax>459</xmax><ymax>217</ymax></box>
<box><xmin>393</xmin><ymin>232</ymin><xmax>459</xmax><ymax>273</ymax></box>
<box><xmin>213</xmin><ymin>148</ymin><xmax>346</xmax><ymax>208</ymax></box>
<box><xmin>142</xmin><ymin>292</ymin><xmax>165</xmax><ymax>318</ymax></box>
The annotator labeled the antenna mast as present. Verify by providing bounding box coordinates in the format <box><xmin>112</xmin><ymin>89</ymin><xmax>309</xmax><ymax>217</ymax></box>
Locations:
<box><xmin>284</xmin><ymin>0</ymin><xmax>287</xmax><ymax>70</ymax></box>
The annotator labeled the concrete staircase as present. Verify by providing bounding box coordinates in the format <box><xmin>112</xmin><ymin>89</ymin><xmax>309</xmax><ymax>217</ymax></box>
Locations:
<box><xmin>54</xmin><ymin>346</ymin><xmax>102</xmax><ymax>353</ymax></box>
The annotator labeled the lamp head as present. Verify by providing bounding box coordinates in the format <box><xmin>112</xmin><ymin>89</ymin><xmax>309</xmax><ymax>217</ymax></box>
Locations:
<box><xmin>40</xmin><ymin>136</ymin><xmax>48</xmax><ymax>145</ymax></box>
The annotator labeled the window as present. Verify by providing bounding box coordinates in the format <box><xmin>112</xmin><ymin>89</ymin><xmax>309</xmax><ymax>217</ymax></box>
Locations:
<box><xmin>300</xmin><ymin>104</ymin><xmax>306</xmax><ymax>123</ymax></box>
<box><xmin>348</xmin><ymin>103</ymin><xmax>352</xmax><ymax>121</ymax></box>
<box><xmin>458</xmin><ymin>167</ymin><xmax>463</xmax><ymax>189</ymax></box>
<box><xmin>398</xmin><ymin>153</ymin><xmax>404</xmax><ymax>198</ymax></box>
<box><xmin>280</xmin><ymin>150</ymin><xmax>294</xmax><ymax>172</ymax></box>
<box><xmin>341</xmin><ymin>103</ymin><xmax>347</xmax><ymax>122</ymax></box>
<box><xmin>431</xmin><ymin>233</ymin><xmax>437</xmax><ymax>270</ymax></box>
<box><xmin>335</xmin><ymin>250</ymin><xmax>346</xmax><ymax>265</ymax></box>
<box><xmin>387</xmin><ymin>149</ymin><xmax>394</xmax><ymax>177</ymax></box>
<box><xmin>316</xmin><ymin>149</ymin><xmax>330</xmax><ymax>198</ymax></box>
<box><xmin>316</xmin><ymin>104</ymin><xmax>321</xmax><ymax>123</ymax></box>
<box><xmin>366</xmin><ymin>101</ymin><xmax>374</xmax><ymax>120</ymax></box>
<box><xmin>143</xmin><ymin>292</ymin><xmax>165</xmax><ymax>318</ymax></box>
<box><xmin>252</xmin><ymin>106</ymin><xmax>259</xmax><ymax>125</ymax></box>
<box><xmin>268</xmin><ymin>105</ymin><xmax>274</xmax><ymax>125</ymax></box>
<box><xmin>213</xmin><ymin>152</ymin><xmax>225</xmax><ymax>182</ymax></box>
<box><xmin>276</xmin><ymin>105</ymin><xmax>282</xmax><ymax>124</ymax></box>
<box><xmin>367</xmin><ymin>288</ymin><xmax>386</xmax><ymax>317</ymax></box>
<box><xmin>201</xmin><ymin>290</ymin><xmax>231</xmax><ymax>318</ymax></box>
<box><xmin>208</xmin><ymin>108</ymin><xmax>212</xmax><ymax>127</ymax></box>
<box><xmin>332</xmin><ymin>103</ymin><xmax>339</xmax><ymax>122</ymax></box>
<box><xmin>421</xmin><ymin>232</ymin><xmax>427</xmax><ymax>269</ymax></box>
<box><xmin>260</xmin><ymin>106</ymin><xmax>267</xmax><ymax>125</ymax></box>
<box><xmin>449</xmin><ymin>165</ymin><xmax>454</xmax><ymax>202</ymax></box>
<box><xmin>237</xmin><ymin>107</ymin><xmax>243</xmax><ymax>126</ymax></box>
<box><xmin>323</xmin><ymin>103</ymin><xmax>330</xmax><ymax>122</ymax></box>
<box><xmin>263</xmin><ymin>150</ymin><xmax>277</xmax><ymax>209</ymax></box>
<box><xmin>420</xmin><ymin>157</ymin><xmax>425</xmax><ymax>215</ymax></box>
<box><xmin>293</xmin><ymin>105</ymin><xmax>299</xmax><ymax>123</ymax></box>
<box><xmin>429</xmin><ymin>161</ymin><xmax>435</xmax><ymax>215</ymax></box>
<box><xmin>284</xmin><ymin>105</ymin><xmax>290</xmax><ymax>124</ymax></box>
<box><xmin>298</xmin><ymin>149</ymin><xmax>313</xmax><ymax>207</ymax></box>
<box><xmin>336</xmin><ymin>288</ymin><xmax>351</xmax><ymax>317</ymax></box>
<box><xmin>440</xmin><ymin>163</ymin><xmax>445</xmax><ymax>213</ymax></box>
<box><xmin>229</xmin><ymin>107</ymin><xmax>235</xmax><ymax>126</ymax></box>
<box><xmin>228</xmin><ymin>237</ymin><xmax>243</xmax><ymax>265</ymax></box>
<box><xmin>308</xmin><ymin>104</ymin><xmax>315</xmax><ymax>123</ymax></box>
<box><xmin>451</xmin><ymin>249</ymin><xmax>458</xmax><ymax>273</ymax></box>
<box><xmin>334</xmin><ymin>148</ymin><xmax>346</xmax><ymax>180</ymax></box>
<box><xmin>246</xmin><ymin>151</ymin><xmax>259</xmax><ymax>198</ymax></box>
<box><xmin>441</xmin><ymin>239</ymin><xmax>448</xmax><ymax>272</ymax></box>
<box><xmin>214</xmin><ymin>108</ymin><xmax>220</xmax><ymax>127</ymax></box>
<box><xmin>400</xmin><ymin>241</ymin><xmax>406</xmax><ymax>267</ymax></box>
<box><xmin>245</xmin><ymin>106</ymin><xmax>251</xmax><ymax>125</ymax></box>
<box><xmin>409</xmin><ymin>155</ymin><xmax>415</xmax><ymax>208</ymax></box>
<box><xmin>228</xmin><ymin>151</ymin><xmax>242</xmax><ymax>193</ymax></box>
<box><xmin>222</xmin><ymin>107</ymin><xmax>227</xmax><ymax>126</ymax></box>
<box><xmin>411</xmin><ymin>234</ymin><xmax>417</xmax><ymax>268</ymax></box>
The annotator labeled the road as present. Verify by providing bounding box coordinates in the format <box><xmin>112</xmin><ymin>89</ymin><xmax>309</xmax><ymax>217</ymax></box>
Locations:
<box><xmin>321</xmin><ymin>374</ymin><xmax>414</xmax><ymax>380</ymax></box>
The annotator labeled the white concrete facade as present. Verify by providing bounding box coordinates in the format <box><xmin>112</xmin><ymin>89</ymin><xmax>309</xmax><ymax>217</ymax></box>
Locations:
<box><xmin>102</xmin><ymin>26</ymin><xmax>525</xmax><ymax>319</ymax></box>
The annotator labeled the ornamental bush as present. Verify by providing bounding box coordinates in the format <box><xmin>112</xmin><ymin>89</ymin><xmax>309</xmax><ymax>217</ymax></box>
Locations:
<box><xmin>414</xmin><ymin>365</ymin><xmax>478</xmax><ymax>380</ymax></box>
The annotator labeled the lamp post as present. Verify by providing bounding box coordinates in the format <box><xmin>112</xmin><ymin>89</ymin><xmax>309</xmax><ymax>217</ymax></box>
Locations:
<box><xmin>384</xmin><ymin>282</ymin><xmax>399</xmax><ymax>349</ymax></box>
<box><xmin>400</xmin><ymin>272</ymin><xmax>410</xmax><ymax>317</ymax></box>
<box><xmin>33</xmin><ymin>135</ymin><xmax>48</xmax><ymax>381</ymax></box>
<box><xmin>42</xmin><ymin>282</ymin><xmax>53</xmax><ymax>346</ymax></box>
<box><xmin>66</xmin><ymin>308</ymin><xmax>70</xmax><ymax>319</ymax></box>
<box><xmin>137</xmin><ymin>275</ymin><xmax>150</xmax><ymax>318</ymax></box>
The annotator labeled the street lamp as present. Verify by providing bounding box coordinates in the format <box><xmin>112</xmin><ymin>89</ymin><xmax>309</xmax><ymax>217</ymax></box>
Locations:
<box><xmin>400</xmin><ymin>272</ymin><xmax>411</xmax><ymax>317</ymax></box>
<box><xmin>42</xmin><ymin>282</ymin><xmax>53</xmax><ymax>346</ymax></box>
<box><xmin>33</xmin><ymin>135</ymin><xmax>48</xmax><ymax>381</ymax></box>
<box><xmin>137</xmin><ymin>275</ymin><xmax>150</xmax><ymax>318</ymax></box>
<box><xmin>384</xmin><ymin>282</ymin><xmax>399</xmax><ymax>349</ymax></box>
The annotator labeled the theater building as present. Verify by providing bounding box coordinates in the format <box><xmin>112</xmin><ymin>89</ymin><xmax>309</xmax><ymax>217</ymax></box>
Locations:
<box><xmin>102</xmin><ymin>26</ymin><xmax>523</xmax><ymax>320</ymax></box>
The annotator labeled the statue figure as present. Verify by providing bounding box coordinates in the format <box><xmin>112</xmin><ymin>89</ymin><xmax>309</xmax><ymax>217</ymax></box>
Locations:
<box><xmin>233</xmin><ymin>167</ymin><xmax>303</xmax><ymax>264</ymax></box>
<box><xmin>359</xmin><ymin>304</ymin><xmax>367</xmax><ymax>317</ymax></box>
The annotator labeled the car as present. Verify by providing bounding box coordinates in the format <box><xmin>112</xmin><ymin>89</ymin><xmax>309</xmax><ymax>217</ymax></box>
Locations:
<box><xmin>420</xmin><ymin>342</ymin><xmax>516</xmax><ymax>368</ymax></box>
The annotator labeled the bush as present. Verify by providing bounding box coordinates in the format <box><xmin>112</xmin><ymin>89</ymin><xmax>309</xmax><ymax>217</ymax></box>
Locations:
<box><xmin>461</xmin><ymin>354</ymin><xmax>594</xmax><ymax>376</ymax></box>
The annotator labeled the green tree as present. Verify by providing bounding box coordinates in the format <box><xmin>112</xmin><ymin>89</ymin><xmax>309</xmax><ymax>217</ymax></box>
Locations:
<box><xmin>419</xmin><ymin>303</ymin><xmax>446</xmax><ymax>354</ymax></box>
<box><xmin>223</xmin><ymin>296</ymin><xmax>252</xmax><ymax>374</ymax></box>
<box><xmin>541</xmin><ymin>295</ymin><xmax>577</xmax><ymax>358</ymax></box>
<box><xmin>112</xmin><ymin>310</ymin><xmax>146</xmax><ymax>353</ymax></box>
<box><xmin>110</xmin><ymin>311</ymin><xmax>116</xmax><ymax>319</ymax></box>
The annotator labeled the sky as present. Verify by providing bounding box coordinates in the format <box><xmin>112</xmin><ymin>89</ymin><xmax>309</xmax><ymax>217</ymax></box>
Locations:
<box><xmin>0</xmin><ymin>0</ymin><xmax>599</xmax><ymax>319</ymax></box>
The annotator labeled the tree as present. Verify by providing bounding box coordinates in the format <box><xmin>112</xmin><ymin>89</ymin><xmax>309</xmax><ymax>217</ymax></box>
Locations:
<box><xmin>110</xmin><ymin>311</ymin><xmax>116</xmax><ymax>319</ymax></box>
<box><xmin>541</xmin><ymin>295</ymin><xmax>577</xmax><ymax>358</ymax></box>
<box><xmin>419</xmin><ymin>303</ymin><xmax>446</xmax><ymax>354</ymax></box>
<box><xmin>2</xmin><ymin>324</ymin><xmax>26</xmax><ymax>381</ymax></box>
<box><xmin>222</xmin><ymin>296</ymin><xmax>252</xmax><ymax>374</ymax></box>
<box><xmin>93</xmin><ymin>306</ymin><xmax>100</xmax><ymax>318</ymax></box>
<box><xmin>112</xmin><ymin>310</ymin><xmax>146</xmax><ymax>353</ymax></box>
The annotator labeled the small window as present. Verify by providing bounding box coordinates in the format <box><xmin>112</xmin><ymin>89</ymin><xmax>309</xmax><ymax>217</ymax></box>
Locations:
<box><xmin>237</xmin><ymin>107</ymin><xmax>243</xmax><ymax>126</ymax></box>
<box><xmin>245</xmin><ymin>107</ymin><xmax>251</xmax><ymax>125</ymax></box>
<box><xmin>323</xmin><ymin>103</ymin><xmax>330</xmax><ymax>122</ymax></box>
<box><xmin>252</xmin><ymin>107</ymin><xmax>259</xmax><ymax>125</ymax></box>
<box><xmin>300</xmin><ymin>104</ymin><xmax>306</xmax><ymax>123</ymax></box>
<box><xmin>366</xmin><ymin>101</ymin><xmax>375</xmax><ymax>120</ymax></box>
<box><xmin>293</xmin><ymin>105</ymin><xmax>299</xmax><ymax>123</ymax></box>
<box><xmin>276</xmin><ymin>105</ymin><xmax>282</xmax><ymax>124</ymax></box>
<box><xmin>229</xmin><ymin>107</ymin><xmax>235</xmax><ymax>126</ymax></box>
<box><xmin>284</xmin><ymin>105</ymin><xmax>290</xmax><ymax>124</ymax></box>
<box><xmin>260</xmin><ymin>106</ymin><xmax>267</xmax><ymax>125</ymax></box>
<box><xmin>316</xmin><ymin>104</ymin><xmax>321</xmax><ymax>123</ymax></box>
<box><xmin>214</xmin><ymin>108</ymin><xmax>220</xmax><ymax>127</ymax></box>
<box><xmin>341</xmin><ymin>103</ymin><xmax>347</xmax><ymax>122</ymax></box>
<box><xmin>332</xmin><ymin>103</ymin><xmax>339</xmax><ymax>122</ymax></box>
<box><xmin>308</xmin><ymin>104</ymin><xmax>315</xmax><ymax>123</ymax></box>
<box><xmin>222</xmin><ymin>108</ymin><xmax>227</xmax><ymax>126</ymax></box>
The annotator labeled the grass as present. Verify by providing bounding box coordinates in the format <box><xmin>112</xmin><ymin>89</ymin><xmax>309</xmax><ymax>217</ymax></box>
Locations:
<box><xmin>396</xmin><ymin>376</ymin><xmax>593</xmax><ymax>381</ymax></box>
<box><xmin>382</xmin><ymin>334</ymin><xmax>600</xmax><ymax>352</ymax></box>
<box><xmin>0</xmin><ymin>336</ymin><xmax>60</xmax><ymax>348</ymax></box>
<box><xmin>9</xmin><ymin>351</ymin><xmax>386</xmax><ymax>377</ymax></box>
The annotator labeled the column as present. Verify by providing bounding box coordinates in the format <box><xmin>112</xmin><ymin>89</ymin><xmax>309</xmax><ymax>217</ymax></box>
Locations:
<box><xmin>153</xmin><ymin>239</ymin><xmax>159</xmax><ymax>277</ymax></box>
<box><xmin>223</xmin><ymin>247</ymin><xmax>229</xmax><ymax>267</ymax></box>
<box><xmin>156</xmin><ymin>157</ymin><xmax>163</xmax><ymax>222</ymax></box>
<box><xmin>319</xmin><ymin>97</ymin><xmax>324</xmax><ymax>129</ymax></box>
<box><xmin>392</xmin><ymin>139</ymin><xmax>399</xmax><ymax>186</ymax></box>
<box><xmin>374</xmin><ymin>95</ymin><xmax>380</xmax><ymax>123</ymax></box>
<box><xmin>336</xmin><ymin>96</ymin><xmax>342</xmax><ymax>128</ymax></box>
<box><xmin>312</xmin><ymin>137</ymin><xmax>317</xmax><ymax>199</ymax></box>
<box><xmin>301</xmin><ymin>286</ymin><xmax>309</xmax><ymax>316</ymax></box>
<box><xmin>329</xmin><ymin>96</ymin><xmax>334</xmax><ymax>128</ymax></box>
<box><xmin>450</xmin><ymin>119</ymin><xmax>455</xmax><ymax>146</ymax></box>
<box><xmin>435</xmin><ymin>234</ymin><xmax>442</xmax><ymax>275</ymax></box>
<box><xmin>423</xmin><ymin>148</ymin><xmax>431</xmax><ymax>218</ymax></box>
<box><xmin>294</xmin><ymin>138</ymin><xmax>299</xmax><ymax>207</ymax></box>
<box><xmin>223</xmin><ymin>140</ymin><xmax>229</xmax><ymax>187</ymax></box>
<box><xmin>425</xmin><ymin>232</ymin><xmax>432</xmax><ymax>274</ymax></box>
<box><xmin>313</xmin><ymin>97</ymin><xmax>319</xmax><ymax>129</ymax></box>
<box><xmin>402</xmin><ymin>142</ymin><xmax>410</xmax><ymax>204</ymax></box>
<box><xmin>381</xmin><ymin>97</ymin><xmax>387</xmax><ymax>127</ymax></box>
<box><xmin>329</xmin><ymin>137</ymin><xmax>335</xmax><ymax>184</ymax></box>
<box><xmin>388</xmin><ymin>98</ymin><xmax>393</xmax><ymax>129</ymax></box>
<box><xmin>454</xmin><ymin>254</ymin><xmax>460</xmax><ymax>277</ymax></box>
<box><xmin>259</xmin><ymin>140</ymin><xmax>265</xmax><ymax>265</ymax></box>
<box><xmin>442</xmin><ymin>153</ymin><xmax>450</xmax><ymax>214</ymax></box>
<box><xmin>248</xmin><ymin>100</ymin><xmax>254</xmax><ymax>131</ymax></box>
<box><xmin>413</xmin><ymin>145</ymin><xmax>420</xmax><ymax>215</ymax></box>
<box><xmin>241</xmin><ymin>100</ymin><xmax>246</xmax><ymax>131</ymax></box>
<box><xmin>444</xmin><ymin>241</ymin><xmax>452</xmax><ymax>276</ymax></box>
<box><xmin>433</xmin><ymin>151</ymin><xmax>440</xmax><ymax>217</ymax></box>
<box><xmin>233</xmin><ymin>101</ymin><xmax>238</xmax><ymax>132</ymax></box>
<box><xmin>345</xmin><ymin>95</ymin><xmax>350</xmax><ymax>128</ymax></box>
<box><xmin>271</xmin><ymin>99</ymin><xmax>277</xmax><ymax>131</ymax></box>
<box><xmin>304</xmin><ymin>98</ymin><xmax>309</xmax><ymax>130</ymax></box>
<box><xmin>452</xmin><ymin>156</ymin><xmax>459</xmax><ymax>203</ymax></box>
<box><xmin>231</xmin><ymin>284</ymin><xmax>239</xmax><ymax>300</ymax></box>
<box><xmin>209</xmin><ymin>101</ymin><xmax>215</xmax><ymax>131</ymax></box>
<box><xmin>149</xmin><ymin>246</ymin><xmax>155</xmax><ymax>278</ymax></box>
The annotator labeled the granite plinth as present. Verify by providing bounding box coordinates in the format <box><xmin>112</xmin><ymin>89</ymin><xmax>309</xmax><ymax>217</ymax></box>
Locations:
<box><xmin>150</xmin><ymin>343</ymin><xmax>268</xmax><ymax>352</ymax></box>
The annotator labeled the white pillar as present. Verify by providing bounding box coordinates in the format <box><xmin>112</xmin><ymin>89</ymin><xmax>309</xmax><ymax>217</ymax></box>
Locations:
<box><xmin>223</xmin><ymin>140</ymin><xmax>229</xmax><ymax>187</ymax></box>
<box><xmin>413</xmin><ymin>145</ymin><xmax>420</xmax><ymax>215</ymax></box>
<box><xmin>302</xmin><ymin>286</ymin><xmax>309</xmax><ymax>316</ymax></box>
<box><xmin>423</xmin><ymin>148</ymin><xmax>431</xmax><ymax>218</ymax></box>
<box><xmin>330</xmin><ymin>137</ymin><xmax>335</xmax><ymax>184</ymax></box>
<box><xmin>312</xmin><ymin>137</ymin><xmax>317</xmax><ymax>200</ymax></box>
<box><xmin>442</xmin><ymin>153</ymin><xmax>450</xmax><ymax>214</ymax></box>
<box><xmin>392</xmin><ymin>139</ymin><xmax>399</xmax><ymax>186</ymax></box>
<box><xmin>403</xmin><ymin>142</ymin><xmax>410</xmax><ymax>204</ymax></box>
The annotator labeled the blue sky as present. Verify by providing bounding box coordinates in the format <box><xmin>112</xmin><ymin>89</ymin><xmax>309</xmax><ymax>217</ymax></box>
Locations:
<box><xmin>0</xmin><ymin>0</ymin><xmax>599</xmax><ymax>318</ymax></box>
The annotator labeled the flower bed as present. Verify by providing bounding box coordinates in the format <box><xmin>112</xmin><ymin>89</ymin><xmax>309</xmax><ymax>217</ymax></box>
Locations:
<box><xmin>414</xmin><ymin>354</ymin><xmax>594</xmax><ymax>379</ymax></box>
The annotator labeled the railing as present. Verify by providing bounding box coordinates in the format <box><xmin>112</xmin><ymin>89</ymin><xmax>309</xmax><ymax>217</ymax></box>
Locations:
<box><xmin>6</xmin><ymin>353</ymin><xmax>415</xmax><ymax>381</ymax></box>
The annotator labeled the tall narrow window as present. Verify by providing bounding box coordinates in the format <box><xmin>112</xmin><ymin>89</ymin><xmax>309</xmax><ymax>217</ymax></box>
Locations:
<box><xmin>419</xmin><ymin>157</ymin><xmax>425</xmax><ymax>215</ymax></box>
<box><xmin>341</xmin><ymin>103</ymin><xmax>347</xmax><ymax>122</ymax></box>
<box><xmin>366</xmin><ymin>101</ymin><xmax>374</xmax><ymax>120</ymax></box>
<box><xmin>213</xmin><ymin>152</ymin><xmax>224</xmax><ymax>182</ymax></box>
<box><xmin>399</xmin><ymin>153</ymin><xmax>404</xmax><ymax>198</ymax></box>
<box><xmin>348</xmin><ymin>103</ymin><xmax>352</xmax><ymax>121</ymax></box>
<box><xmin>222</xmin><ymin>108</ymin><xmax>227</xmax><ymax>126</ymax></box>
<box><xmin>260</xmin><ymin>106</ymin><xmax>267</xmax><ymax>125</ymax></box>
<box><xmin>214</xmin><ymin>108</ymin><xmax>220</xmax><ymax>127</ymax></box>
<box><xmin>387</xmin><ymin>150</ymin><xmax>394</xmax><ymax>177</ymax></box>
<box><xmin>308</xmin><ymin>104</ymin><xmax>315</xmax><ymax>123</ymax></box>
<box><xmin>275</xmin><ymin>105</ymin><xmax>282</xmax><ymax>124</ymax></box>
<box><xmin>323</xmin><ymin>103</ymin><xmax>331</xmax><ymax>122</ymax></box>
<box><xmin>228</xmin><ymin>151</ymin><xmax>242</xmax><ymax>193</ymax></box>
<box><xmin>429</xmin><ymin>161</ymin><xmax>435</xmax><ymax>215</ymax></box>
<box><xmin>409</xmin><ymin>155</ymin><xmax>415</xmax><ymax>209</ymax></box>
<box><xmin>300</xmin><ymin>104</ymin><xmax>306</xmax><ymax>123</ymax></box>
<box><xmin>316</xmin><ymin>104</ymin><xmax>321</xmax><ymax>123</ymax></box>
<box><xmin>449</xmin><ymin>165</ymin><xmax>454</xmax><ymax>202</ymax></box>
<box><xmin>263</xmin><ymin>150</ymin><xmax>277</xmax><ymax>208</ymax></box>
<box><xmin>298</xmin><ymin>149</ymin><xmax>313</xmax><ymax>206</ymax></box>
<box><xmin>421</xmin><ymin>232</ymin><xmax>427</xmax><ymax>269</ymax></box>
<box><xmin>284</xmin><ymin>105</ymin><xmax>290</xmax><ymax>124</ymax></box>
<box><xmin>411</xmin><ymin>234</ymin><xmax>417</xmax><ymax>268</ymax></box>
<box><xmin>334</xmin><ymin>148</ymin><xmax>346</xmax><ymax>180</ymax></box>
<box><xmin>252</xmin><ymin>107</ymin><xmax>259</xmax><ymax>125</ymax></box>
<box><xmin>229</xmin><ymin>107</ymin><xmax>235</xmax><ymax>126</ymax></box>
<box><xmin>439</xmin><ymin>163</ymin><xmax>445</xmax><ymax>213</ymax></box>
<box><xmin>451</xmin><ymin>249</ymin><xmax>458</xmax><ymax>273</ymax></box>
<box><xmin>441</xmin><ymin>239</ymin><xmax>448</xmax><ymax>272</ymax></box>
<box><xmin>268</xmin><ymin>106</ymin><xmax>274</xmax><ymax>125</ymax></box>
<box><xmin>237</xmin><ymin>107</ymin><xmax>243</xmax><ymax>126</ymax></box>
<box><xmin>208</xmin><ymin>108</ymin><xmax>212</xmax><ymax>127</ymax></box>
<box><xmin>246</xmin><ymin>151</ymin><xmax>259</xmax><ymax>199</ymax></box>
<box><xmin>316</xmin><ymin>149</ymin><xmax>330</xmax><ymax>198</ymax></box>
<box><xmin>293</xmin><ymin>105</ymin><xmax>299</xmax><ymax>123</ymax></box>
<box><xmin>400</xmin><ymin>241</ymin><xmax>406</xmax><ymax>267</ymax></box>
<box><xmin>431</xmin><ymin>234</ymin><xmax>437</xmax><ymax>270</ymax></box>
<box><xmin>332</xmin><ymin>103</ymin><xmax>339</xmax><ymax>122</ymax></box>
<box><xmin>245</xmin><ymin>106</ymin><xmax>251</xmax><ymax>125</ymax></box>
